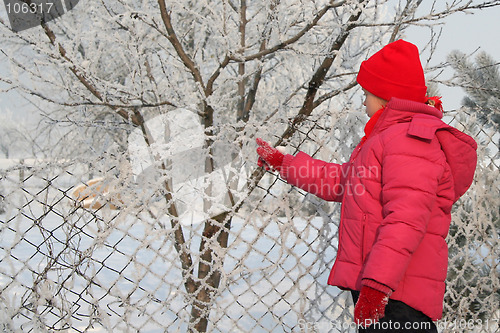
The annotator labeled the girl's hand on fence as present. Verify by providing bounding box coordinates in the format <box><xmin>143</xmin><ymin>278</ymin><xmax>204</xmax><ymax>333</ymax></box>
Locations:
<box><xmin>354</xmin><ymin>285</ymin><xmax>389</xmax><ymax>327</ymax></box>
<box><xmin>256</xmin><ymin>138</ymin><xmax>285</xmax><ymax>172</ymax></box>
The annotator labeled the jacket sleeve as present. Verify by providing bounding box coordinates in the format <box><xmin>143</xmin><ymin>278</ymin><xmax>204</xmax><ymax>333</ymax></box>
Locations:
<box><xmin>280</xmin><ymin>152</ymin><xmax>347</xmax><ymax>202</ymax></box>
<box><xmin>361</xmin><ymin>134</ymin><xmax>446</xmax><ymax>291</ymax></box>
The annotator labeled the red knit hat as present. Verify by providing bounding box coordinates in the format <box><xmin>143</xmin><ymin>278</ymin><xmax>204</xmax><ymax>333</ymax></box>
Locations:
<box><xmin>357</xmin><ymin>40</ymin><xmax>427</xmax><ymax>103</ymax></box>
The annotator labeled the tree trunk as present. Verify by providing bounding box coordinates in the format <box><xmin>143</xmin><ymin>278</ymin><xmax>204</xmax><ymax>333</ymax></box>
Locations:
<box><xmin>189</xmin><ymin>212</ymin><xmax>231</xmax><ymax>332</ymax></box>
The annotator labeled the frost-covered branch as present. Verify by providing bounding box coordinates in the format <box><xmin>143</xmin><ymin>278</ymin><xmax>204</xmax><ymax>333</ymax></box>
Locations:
<box><xmin>358</xmin><ymin>0</ymin><xmax>500</xmax><ymax>27</ymax></box>
<box><xmin>389</xmin><ymin>0</ymin><xmax>420</xmax><ymax>43</ymax></box>
<box><xmin>41</xmin><ymin>23</ymin><xmax>145</xmax><ymax>127</ymax></box>
<box><xmin>278</xmin><ymin>0</ymin><xmax>367</xmax><ymax>143</ymax></box>
<box><xmin>313</xmin><ymin>79</ymin><xmax>358</xmax><ymax>109</ymax></box>
<box><xmin>157</xmin><ymin>0</ymin><xmax>206</xmax><ymax>92</ymax></box>
<box><xmin>230</xmin><ymin>2</ymin><xmax>337</xmax><ymax>63</ymax></box>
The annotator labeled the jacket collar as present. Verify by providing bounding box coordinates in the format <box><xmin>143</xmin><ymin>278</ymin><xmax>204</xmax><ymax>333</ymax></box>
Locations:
<box><xmin>368</xmin><ymin>97</ymin><xmax>443</xmax><ymax>138</ymax></box>
<box><xmin>360</xmin><ymin>107</ymin><xmax>384</xmax><ymax>145</ymax></box>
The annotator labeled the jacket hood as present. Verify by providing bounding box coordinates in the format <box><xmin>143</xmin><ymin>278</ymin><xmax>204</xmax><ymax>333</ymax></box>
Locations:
<box><xmin>377</xmin><ymin>98</ymin><xmax>478</xmax><ymax>202</ymax></box>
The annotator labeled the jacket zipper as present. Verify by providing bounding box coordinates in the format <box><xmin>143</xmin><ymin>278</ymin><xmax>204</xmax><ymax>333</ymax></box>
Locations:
<box><xmin>350</xmin><ymin>145</ymin><xmax>363</xmax><ymax>162</ymax></box>
<box><xmin>361</xmin><ymin>213</ymin><xmax>367</xmax><ymax>262</ymax></box>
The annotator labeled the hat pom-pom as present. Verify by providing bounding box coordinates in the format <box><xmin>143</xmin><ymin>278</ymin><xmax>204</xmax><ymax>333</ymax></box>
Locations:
<box><xmin>426</xmin><ymin>96</ymin><xmax>443</xmax><ymax>112</ymax></box>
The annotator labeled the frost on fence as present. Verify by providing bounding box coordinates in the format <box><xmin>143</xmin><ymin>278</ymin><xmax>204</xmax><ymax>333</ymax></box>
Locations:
<box><xmin>441</xmin><ymin>109</ymin><xmax>500</xmax><ymax>331</ymax></box>
<box><xmin>0</xmin><ymin>107</ymin><xmax>499</xmax><ymax>333</ymax></box>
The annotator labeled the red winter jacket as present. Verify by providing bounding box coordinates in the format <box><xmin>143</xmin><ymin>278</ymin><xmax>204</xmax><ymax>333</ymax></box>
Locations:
<box><xmin>280</xmin><ymin>98</ymin><xmax>477</xmax><ymax>320</ymax></box>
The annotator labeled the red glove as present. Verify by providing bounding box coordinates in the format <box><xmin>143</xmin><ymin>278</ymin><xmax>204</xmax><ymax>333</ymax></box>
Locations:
<box><xmin>256</xmin><ymin>138</ymin><xmax>284</xmax><ymax>172</ymax></box>
<box><xmin>354</xmin><ymin>285</ymin><xmax>389</xmax><ymax>328</ymax></box>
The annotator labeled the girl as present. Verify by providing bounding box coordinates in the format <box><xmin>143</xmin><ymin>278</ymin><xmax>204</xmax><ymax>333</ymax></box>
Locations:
<box><xmin>256</xmin><ymin>40</ymin><xmax>477</xmax><ymax>332</ymax></box>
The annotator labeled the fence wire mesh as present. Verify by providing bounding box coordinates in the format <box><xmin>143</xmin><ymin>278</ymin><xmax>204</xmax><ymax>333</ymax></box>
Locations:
<box><xmin>0</xmin><ymin>106</ymin><xmax>498</xmax><ymax>333</ymax></box>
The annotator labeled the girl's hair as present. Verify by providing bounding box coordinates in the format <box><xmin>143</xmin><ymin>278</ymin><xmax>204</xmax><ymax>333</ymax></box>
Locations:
<box><xmin>425</xmin><ymin>96</ymin><xmax>443</xmax><ymax>111</ymax></box>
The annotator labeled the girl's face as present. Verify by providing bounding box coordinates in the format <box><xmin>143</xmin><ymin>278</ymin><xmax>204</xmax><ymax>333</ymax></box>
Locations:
<box><xmin>362</xmin><ymin>89</ymin><xmax>387</xmax><ymax>117</ymax></box>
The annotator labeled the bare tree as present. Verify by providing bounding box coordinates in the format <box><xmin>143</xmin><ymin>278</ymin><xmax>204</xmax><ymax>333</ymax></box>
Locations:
<box><xmin>1</xmin><ymin>0</ymin><xmax>500</xmax><ymax>331</ymax></box>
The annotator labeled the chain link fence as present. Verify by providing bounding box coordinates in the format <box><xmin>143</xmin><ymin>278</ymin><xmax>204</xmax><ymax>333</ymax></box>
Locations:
<box><xmin>0</xmin><ymin>106</ymin><xmax>498</xmax><ymax>332</ymax></box>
